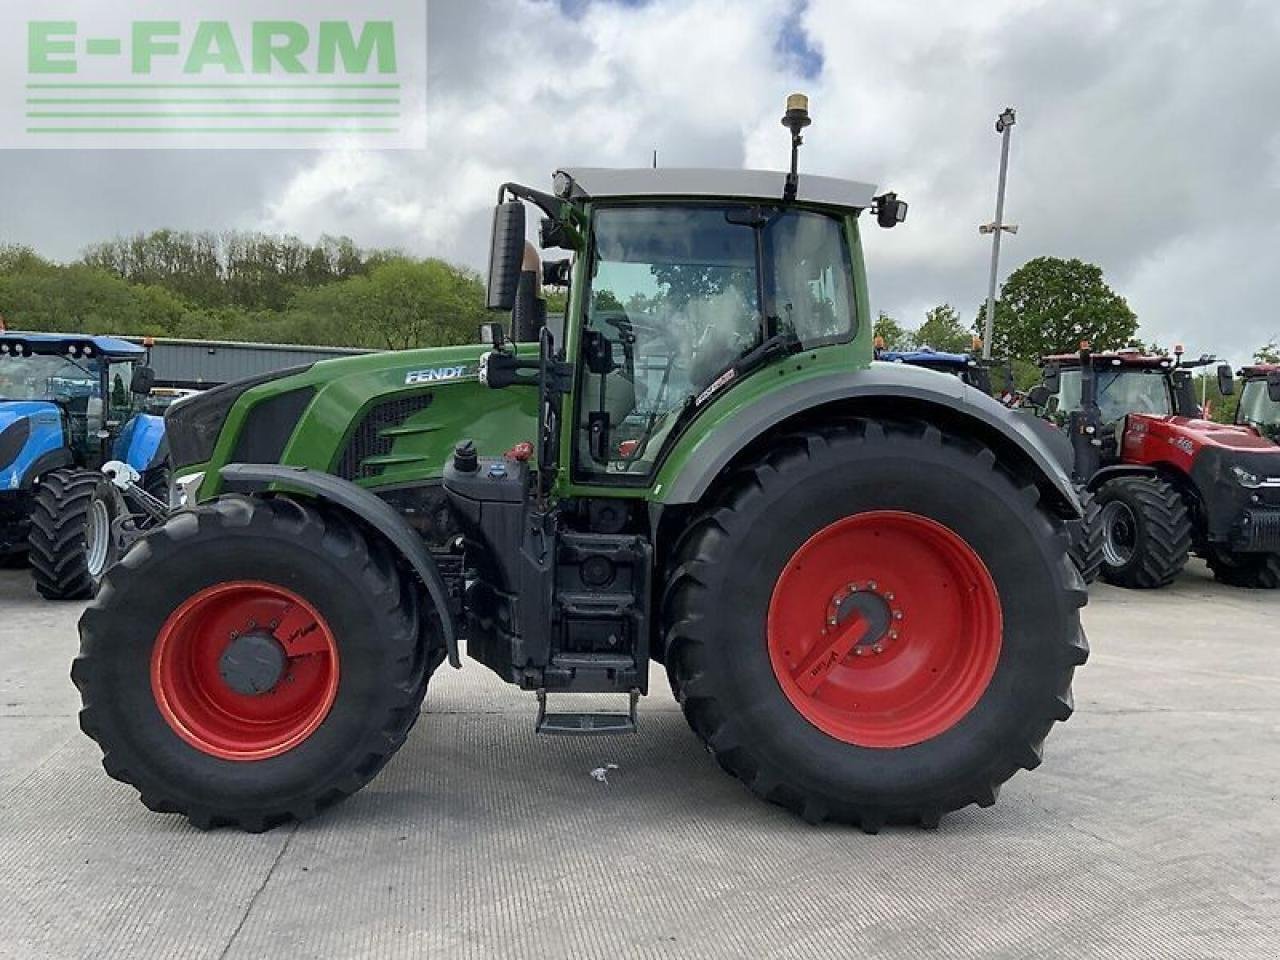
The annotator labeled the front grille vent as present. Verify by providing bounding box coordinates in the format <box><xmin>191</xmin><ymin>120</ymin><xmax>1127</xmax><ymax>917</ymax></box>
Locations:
<box><xmin>334</xmin><ymin>393</ymin><xmax>433</xmax><ymax>481</ymax></box>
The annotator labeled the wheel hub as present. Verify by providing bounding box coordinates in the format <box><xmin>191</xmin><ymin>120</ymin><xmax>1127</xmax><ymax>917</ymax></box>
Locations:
<box><xmin>767</xmin><ymin>510</ymin><xmax>1003</xmax><ymax>748</ymax></box>
<box><xmin>150</xmin><ymin>581</ymin><xmax>340</xmax><ymax>761</ymax></box>
<box><xmin>825</xmin><ymin>585</ymin><xmax>900</xmax><ymax>656</ymax></box>
<box><xmin>219</xmin><ymin>631</ymin><xmax>288</xmax><ymax>695</ymax></box>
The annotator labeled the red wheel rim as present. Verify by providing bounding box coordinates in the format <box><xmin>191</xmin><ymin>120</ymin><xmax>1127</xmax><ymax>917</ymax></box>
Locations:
<box><xmin>767</xmin><ymin>510</ymin><xmax>1002</xmax><ymax>748</ymax></box>
<box><xmin>150</xmin><ymin>581</ymin><xmax>340</xmax><ymax>761</ymax></box>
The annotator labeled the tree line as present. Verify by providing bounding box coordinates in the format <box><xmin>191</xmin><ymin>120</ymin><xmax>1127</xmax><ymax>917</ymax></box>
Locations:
<box><xmin>876</xmin><ymin>256</ymin><xmax>1277</xmax><ymax>412</ymax></box>
<box><xmin>0</xmin><ymin>231</ymin><xmax>489</xmax><ymax>351</ymax></box>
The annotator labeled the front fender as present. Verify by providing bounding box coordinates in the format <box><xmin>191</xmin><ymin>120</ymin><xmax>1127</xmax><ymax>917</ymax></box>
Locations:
<box><xmin>115</xmin><ymin>413</ymin><xmax>167</xmax><ymax>472</ymax></box>
<box><xmin>219</xmin><ymin>463</ymin><xmax>459</xmax><ymax>668</ymax></box>
<box><xmin>657</xmin><ymin>362</ymin><xmax>1082</xmax><ymax>517</ymax></box>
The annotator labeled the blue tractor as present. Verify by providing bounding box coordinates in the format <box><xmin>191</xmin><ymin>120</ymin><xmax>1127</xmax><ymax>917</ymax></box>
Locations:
<box><xmin>0</xmin><ymin>332</ymin><xmax>168</xmax><ymax>599</ymax></box>
<box><xmin>874</xmin><ymin>346</ymin><xmax>1011</xmax><ymax>397</ymax></box>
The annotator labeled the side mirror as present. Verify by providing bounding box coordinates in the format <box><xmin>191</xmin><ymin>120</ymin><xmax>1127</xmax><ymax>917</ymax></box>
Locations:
<box><xmin>1027</xmin><ymin>384</ymin><xmax>1051</xmax><ymax>408</ymax></box>
<box><xmin>1042</xmin><ymin>366</ymin><xmax>1061</xmax><ymax>393</ymax></box>
<box><xmin>1216</xmin><ymin>363</ymin><xmax>1235</xmax><ymax>397</ymax></box>
<box><xmin>485</xmin><ymin>200</ymin><xmax>526</xmax><ymax>311</ymax></box>
<box><xmin>130</xmin><ymin>365</ymin><xmax>156</xmax><ymax>395</ymax></box>
<box><xmin>582</xmin><ymin>330</ymin><xmax>616</xmax><ymax>375</ymax></box>
<box><xmin>873</xmin><ymin>192</ymin><xmax>909</xmax><ymax>229</ymax></box>
<box><xmin>1269</xmin><ymin>371</ymin><xmax>1280</xmax><ymax>403</ymax></box>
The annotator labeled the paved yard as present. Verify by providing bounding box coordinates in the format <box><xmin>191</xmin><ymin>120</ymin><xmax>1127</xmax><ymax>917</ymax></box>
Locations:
<box><xmin>1</xmin><ymin>562</ymin><xmax>1276</xmax><ymax>959</ymax></box>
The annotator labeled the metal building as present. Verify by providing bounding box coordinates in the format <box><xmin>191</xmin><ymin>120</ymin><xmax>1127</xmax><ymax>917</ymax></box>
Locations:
<box><xmin>121</xmin><ymin>337</ymin><xmax>378</xmax><ymax>389</ymax></box>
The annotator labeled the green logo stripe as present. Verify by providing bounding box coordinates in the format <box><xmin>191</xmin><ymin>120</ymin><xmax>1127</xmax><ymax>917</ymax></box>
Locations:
<box><xmin>27</xmin><ymin>82</ymin><xmax>402</xmax><ymax>89</ymax></box>
<box><xmin>25</xmin><ymin>126</ymin><xmax>400</xmax><ymax>134</ymax></box>
<box><xmin>27</xmin><ymin>111</ymin><xmax>400</xmax><ymax>118</ymax></box>
<box><xmin>27</xmin><ymin>97</ymin><xmax>400</xmax><ymax>104</ymax></box>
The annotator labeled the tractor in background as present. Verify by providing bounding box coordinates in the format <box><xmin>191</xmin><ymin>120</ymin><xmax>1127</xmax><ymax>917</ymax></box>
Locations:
<box><xmin>874</xmin><ymin>342</ymin><xmax>1013</xmax><ymax>399</ymax></box>
<box><xmin>1236</xmin><ymin>364</ymin><xmax>1280</xmax><ymax>443</ymax></box>
<box><xmin>75</xmin><ymin>96</ymin><xmax>1087</xmax><ymax>833</ymax></box>
<box><xmin>0</xmin><ymin>333</ymin><xmax>168</xmax><ymax>598</ymax></box>
<box><xmin>1033</xmin><ymin>346</ymin><xmax>1280</xmax><ymax>588</ymax></box>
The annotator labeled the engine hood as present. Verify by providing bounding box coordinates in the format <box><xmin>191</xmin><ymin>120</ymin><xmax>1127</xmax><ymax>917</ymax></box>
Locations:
<box><xmin>1129</xmin><ymin>414</ymin><xmax>1279</xmax><ymax>454</ymax></box>
<box><xmin>0</xmin><ymin>400</ymin><xmax>60</xmax><ymax>431</ymax></box>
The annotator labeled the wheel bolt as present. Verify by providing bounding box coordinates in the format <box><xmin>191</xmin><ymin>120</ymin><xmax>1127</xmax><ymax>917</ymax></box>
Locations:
<box><xmin>872</xmin><ymin>643</ymin><xmax>884</xmax><ymax>654</ymax></box>
<box><xmin>868</xmin><ymin>581</ymin><xmax>878</xmax><ymax>591</ymax></box>
<box><xmin>885</xmin><ymin>592</ymin><xmax>895</xmax><ymax>601</ymax></box>
<box><xmin>893</xmin><ymin>611</ymin><xmax>904</xmax><ymax>621</ymax></box>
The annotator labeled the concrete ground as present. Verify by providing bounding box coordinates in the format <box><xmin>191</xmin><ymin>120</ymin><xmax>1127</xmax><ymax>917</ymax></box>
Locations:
<box><xmin>0</xmin><ymin>562</ymin><xmax>1276</xmax><ymax>960</ymax></box>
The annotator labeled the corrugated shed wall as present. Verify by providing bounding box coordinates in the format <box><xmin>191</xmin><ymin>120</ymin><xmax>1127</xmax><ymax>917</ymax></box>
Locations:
<box><xmin>121</xmin><ymin>338</ymin><xmax>378</xmax><ymax>388</ymax></box>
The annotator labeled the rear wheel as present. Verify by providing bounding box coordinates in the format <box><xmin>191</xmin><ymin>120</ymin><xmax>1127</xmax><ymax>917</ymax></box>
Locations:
<box><xmin>1095</xmin><ymin>476</ymin><xmax>1191</xmax><ymax>589</ymax></box>
<box><xmin>1069</xmin><ymin>489</ymin><xmax>1104</xmax><ymax>584</ymax></box>
<box><xmin>28</xmin><ymin>469</ymin><xmax>118</xmax><ymax>601</ymax></box>
<box><xmin>73</xmin><ymin>495</ymin><xmax>433</xmax><ymax>831</ymax></box>
<box><xmin>662</xmin><ymin>420</ymin><xmax>1088</xmax><ymax>830</ymax></box>
<box><xmin>1204</xmin><ymin>546</ymin><xmax>1280</xmax><ymax>589</ymax></box>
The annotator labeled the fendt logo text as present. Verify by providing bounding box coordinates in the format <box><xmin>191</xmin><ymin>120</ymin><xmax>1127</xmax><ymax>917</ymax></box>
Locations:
<box><xmin>0</xmin><ymin>2</ymin><xmax>426</xmax><ymax>149</ymax></box>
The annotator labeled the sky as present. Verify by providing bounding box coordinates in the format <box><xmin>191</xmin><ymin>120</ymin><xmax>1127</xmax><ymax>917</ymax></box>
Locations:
<box><xmin>0</xmin><ymin>0</ymin><xmax>1276</xmax><ymax>364</ymax></box>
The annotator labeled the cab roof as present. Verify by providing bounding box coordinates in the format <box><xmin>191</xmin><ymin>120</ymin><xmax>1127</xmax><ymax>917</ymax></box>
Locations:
<box><xmin>557</xmin><ymin>167</ymin><xmax>878</xmax><ymax>211</ymax></box>
<box><xmin>0</xmin><ymin>332</ymin><xmax>145</xmax><ymax>359</ymax></box>
<box><xmin>1240</xmin><ymin>363</ymin><xmax>1279</xmax><ymax>377</ymax></box>
<box><xmin>878</xmin><ymin>349</ymin><xmax>976</xmax><ymax>369</ymax></box>
<box><xmin>1041</xmin><ymin>351</ymin><xmax>1173</xmax><ymax>370</ymax></box>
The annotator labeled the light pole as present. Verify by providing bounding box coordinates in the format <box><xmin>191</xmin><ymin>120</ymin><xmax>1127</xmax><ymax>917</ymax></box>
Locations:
<box><xmin>979</xmin><ymin>107</ymin><xmax>1019</xmax><ymax>360</ymax></box>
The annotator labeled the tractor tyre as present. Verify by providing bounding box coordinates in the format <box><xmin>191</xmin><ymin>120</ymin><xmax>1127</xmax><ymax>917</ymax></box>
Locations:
<box><xmin>1094</xmin><ymin>476</ymin><xmax>1191</xmax><ymax>589</ymax></box>
<box><xmin>28</xmin><ymin>469</ymin><xmax>118</xmax><ymax>601</ymax></box>
<box><xmin>1204</xmin><ymin>546</ymin><xmax>1280</xmax><ymax>589</ymax></box>
<box><xmin>73</xmin><ymin>495</ymin><xmax>433</xmax><ymax>832</ymax></box>
<box><xmin>662</xmin><ymin>419</ymin><xmax>1088</xmax><ymax>831</ymax></box>
<box><xmin>1068</xmin><ymin>489</ymin><xmax>1104</xmax><ymax>585</ymax></box>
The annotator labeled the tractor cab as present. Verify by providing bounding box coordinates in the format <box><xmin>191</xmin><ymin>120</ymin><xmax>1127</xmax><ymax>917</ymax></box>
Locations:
<box><xmin>0</xmin><ymin>333</ymin><xmax>155</xmax><ymax>465</ymax></box>
<box><xmin>1237</xmin><ymin>364</ymin><xmax>1280</xmax><ymax>442</ymax></box>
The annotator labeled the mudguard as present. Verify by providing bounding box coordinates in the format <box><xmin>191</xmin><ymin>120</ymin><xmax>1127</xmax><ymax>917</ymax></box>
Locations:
<box><xmin>114</xmin><ymin>413</ymin><xmax>167</xmax><ymax>473</ymax></box>
<box><xmin>219</xmin><ymin>463</ymin><xmax>460</xmax><ymax>667</ymax></box>
<box><xmin>660</xmin><ymin>362</ymin><xmax>1083</xmax><ymax>517</ymax></box>
<box><xmin>0</xmin><ymin>401</ymin><xmax>66</xmax><ymax>490</ymax></box>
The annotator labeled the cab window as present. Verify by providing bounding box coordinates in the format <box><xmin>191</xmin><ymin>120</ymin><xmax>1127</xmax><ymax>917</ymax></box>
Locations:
<box><xmin>576</xmin><ymin>204</ymin><xmax>854</xmax><ymax>480</ymax></box>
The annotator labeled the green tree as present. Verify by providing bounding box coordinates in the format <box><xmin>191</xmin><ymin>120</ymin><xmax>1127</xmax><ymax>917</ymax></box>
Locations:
<box><xmin>975</xmin><ymin>256</ymin><xmax>1138</xmax><ymax>366</ymax></box>
<box><xmin>873</xmin><ymin>311</ymin><xmax>907</xmax><ymax>349</ymax></box>
<box><xmin>1255</xmin><ymin>339</ymin><xmax>1280</xmax><ymax>364</ymax></box>
<box><xmin>911</xmin><ymin>303</ymin><xmax>973</xmax><ymax>353</ymax></box>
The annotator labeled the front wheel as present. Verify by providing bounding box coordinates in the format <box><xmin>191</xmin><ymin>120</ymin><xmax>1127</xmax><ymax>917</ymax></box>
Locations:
<box><xmin>1205</xmin><ymin>546</ymin><xmax>1280</xmax><ymax>589</ymax></box>
<box><xmin>28</xmin><ymin>469</ymin><xmax>120</xmax><ymax>601</ymax></box>
<box><xmin>73</xmin><ymin>495</ymin><xmax>432</xmax><ymax>831</ymax></box>
<box><xmin>1094</xmin><ymin>476</ymin><xmax>1191</xmax><ymax>589</ymax></box>
<box><xmin>662</xmin><ymin>420</ymin><xmax>1089</xmax><ymax>830</ymax></box>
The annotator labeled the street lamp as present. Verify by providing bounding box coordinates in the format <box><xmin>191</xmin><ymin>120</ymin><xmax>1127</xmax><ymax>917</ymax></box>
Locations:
<box><xmin>980</xmin><ymin>106</ymin><xmax>1018</xmax><ymax>360</ymax></box>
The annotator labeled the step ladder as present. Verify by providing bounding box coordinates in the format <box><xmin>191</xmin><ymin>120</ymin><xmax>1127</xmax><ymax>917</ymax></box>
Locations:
<box><xmin>535</xmin><ymin>688</ymin><xmax>640</xmax><ymax>735</ymax></box>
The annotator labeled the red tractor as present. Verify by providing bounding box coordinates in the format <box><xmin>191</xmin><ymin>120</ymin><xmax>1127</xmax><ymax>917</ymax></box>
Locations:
<box><xmin>1033</xmin><ymin>347</ymin><xmax>1280</xmax><ymax>589</ymax></box>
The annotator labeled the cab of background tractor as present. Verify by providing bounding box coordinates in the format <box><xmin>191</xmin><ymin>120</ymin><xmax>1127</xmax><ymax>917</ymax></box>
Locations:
<box><xmin>1237</xmin><ymin>365</ymin><xmax>1280</xmax><ymax>441</ymax></box>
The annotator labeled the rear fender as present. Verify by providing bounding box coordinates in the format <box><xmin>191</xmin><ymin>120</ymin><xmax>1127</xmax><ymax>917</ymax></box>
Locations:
<box><xmin>657</xmin><ymin>363</ymin><xmax>1082</xmax><ymax>518</ymax></box>
<box><xmin>219</xmin><ymin>463</ymin><xmax>459</xmax><ymax>668</ymax></box>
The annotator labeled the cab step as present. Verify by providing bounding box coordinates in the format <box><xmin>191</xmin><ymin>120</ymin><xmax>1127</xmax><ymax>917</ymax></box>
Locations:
<box><xmin>535</xmin><ymin>688</ymin><xmax>640</xmax><ymax>736</ymax></box>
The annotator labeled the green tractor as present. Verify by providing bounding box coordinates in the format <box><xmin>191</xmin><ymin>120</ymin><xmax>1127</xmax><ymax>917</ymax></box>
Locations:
<box><xmin>75</xmin><ymin>98</ymin><xmax>1088</xmax><ymax>832</ymax></box>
